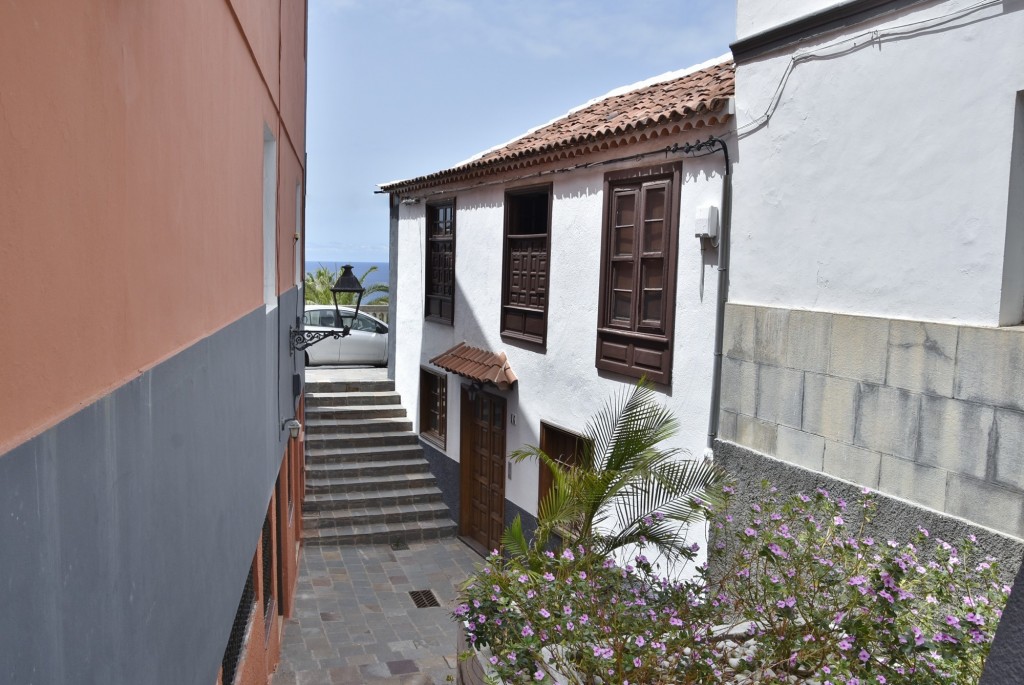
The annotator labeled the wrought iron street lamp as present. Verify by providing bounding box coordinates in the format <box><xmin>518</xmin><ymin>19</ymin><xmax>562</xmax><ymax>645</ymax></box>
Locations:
<box><xmin>289</xmin><ymin>264</ymin><xmax>365</xmax><ymax>353</ymax></box>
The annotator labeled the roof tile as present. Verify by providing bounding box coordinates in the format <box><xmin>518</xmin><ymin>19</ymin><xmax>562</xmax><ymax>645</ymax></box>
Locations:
<box><xmin>381</xmin><ymin>58</ymin><xmax>734</xmax><ymax>193</ymax></box>
<box><xmin>429</xmin><ymin>342</ymin><xmax>518</xmax><ymax>391</ymax></box>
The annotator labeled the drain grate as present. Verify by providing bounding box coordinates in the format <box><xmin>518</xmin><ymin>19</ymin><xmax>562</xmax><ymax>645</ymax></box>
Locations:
<box><xmin>409</xmin><ymin>589</ymin><xmax>440</xmax><ymax>608</ymax></box>
<box><xmin>390</xmin><ymin>539</ymin><xmax>409</xmax><ymax>551</ymax></box>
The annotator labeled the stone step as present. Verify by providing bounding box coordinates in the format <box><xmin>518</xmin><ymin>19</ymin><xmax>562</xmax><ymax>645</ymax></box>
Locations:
<box><xmin>304</xmin><ymin>417</ymin><xmax>413</xmax><ymax>435</ymax></box>
<box><xmin>305</xmin><ymin>443</ymin><xmax>426</xmax><ymax>465</ymax></box>
<box><xmin>305</xmin><ymin>458</ymin><xmax>429</xmax><ymax>480</ymax></box>
<box><xmin>305</xmin><ymin>471</ymin><xmax>438</xmax><ymax>494</ymax></box>
<box><xmin>304</xmin><ymin>404</ymin><xmax>407</xmax><ymax>421</ymax></box>
<box><xmin>304</xmin><ymin>390</ymin><xmax>402</xmax><ymax>408</ymax></box>
<box><xmin>304</xmin><ymin>379</ymin><xmax>395</xmax><ymax>395</ymax></box>
<box><xmin>302</xmin><ymin>486</ymin><xmax>444</xmax><ymax>513</ymax></box>
<box><xmin>304</xmin><ymin>431</ymin><xmax>420</xmax><ymax>450</ymax></box>
<box><xmin>302</xmin><ymin>500</ymin><xmax>451</xmax><ymax>530</ymax></box>
<box><xmin>302</xmin><ymin>518</ymin><xmax>457</xmax><ymax>547</ymax></box>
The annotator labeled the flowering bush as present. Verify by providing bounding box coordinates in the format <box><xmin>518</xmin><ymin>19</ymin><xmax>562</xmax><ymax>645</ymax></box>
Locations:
<box><xmin>455</xmin><ymin>543</ymin><xmax>713</xmax><ymax>684</ymax></box>
<box><xmin>455</xmin><ymin>484</ymin><xmax>1012</xmax><ymax>684</ymax></box>
<box><xmin>702</xmin><ymin>484</ymin><xmax>1011</xmax><ymax>684</ymax></box>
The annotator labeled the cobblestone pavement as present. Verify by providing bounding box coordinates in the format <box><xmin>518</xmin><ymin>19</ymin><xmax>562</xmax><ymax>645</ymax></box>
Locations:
<box><xmin>271</xmin><ymin>539</ymin><xmax>483</xmax><ymax>685</ymax></box>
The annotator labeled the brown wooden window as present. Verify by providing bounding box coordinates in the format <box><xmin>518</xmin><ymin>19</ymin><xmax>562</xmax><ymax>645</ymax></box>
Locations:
<box><xmin>538</xmin><ymin>422</ymin><xmax>588</xmax><ymax>511</ymax></box>
<box><xmin>425</xmin><ymin>200</ymin><xmax>455</xmax><ymax>324</ymax></box>
<box><xmin>501</xmin><ymin>186</ymin><xmax>551</xmax><ymax>344</ymax></box>
<box><xmin>419</xmin><ymin>368</ymin><xmax>447</xmax><ymax>448</ymax></box>
<box><xmin>595</xmin><ymin>163</ymin><xmax>680</xmax><ymax>385</ymax></box>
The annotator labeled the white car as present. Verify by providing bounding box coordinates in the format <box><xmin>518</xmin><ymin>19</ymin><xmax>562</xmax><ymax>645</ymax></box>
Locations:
<box><xmin>302</xmin><ymin>304</ymin><xmax>389</xmax><ymax>367</ymax></box>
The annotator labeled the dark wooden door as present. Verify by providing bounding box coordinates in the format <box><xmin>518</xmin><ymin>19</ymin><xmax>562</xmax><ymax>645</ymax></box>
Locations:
<box><xmin>460</xmin><ymin>389</ymin><xmax>506</xmax><ymax>555</ymax></box>
<box><xmin>537</xmin><ymin>422</ymin><xmax>585</xmax><ymax>512</ymax></box>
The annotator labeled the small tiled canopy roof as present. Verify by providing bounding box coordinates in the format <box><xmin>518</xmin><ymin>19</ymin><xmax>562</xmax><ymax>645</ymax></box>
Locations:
<box><xmin>429</xmin><ymin>342</ymin><xmax>518</xmax><ymax>391</ymax></box>
<box><xmin>379</xmin><ymin>58</ymin><xmax>734</xmax><ymax>194</ymax></box>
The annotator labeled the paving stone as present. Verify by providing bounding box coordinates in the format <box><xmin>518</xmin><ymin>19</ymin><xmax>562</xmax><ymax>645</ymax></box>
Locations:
<box><xmin>802</xmin><ymin>373</ymin><xmax>858</xmax><ymax>443</ymax></box>
<box><xmin>946</xmin><ymin>473</ymin><xmax>1024</xmax><ymax>538</ymax></box>
<box><xmin>878</xmin><ymin>454</ymin><xmax>946</xmax><ymax>512</ymax></box>
<box><xmin>954</xmin><ymin>326</ymin><xmax>1024</xmax><ymax>413</ymax></box>
<box><xmin>917</xmin><ymin>395</ymin><xmax>992</xmax><ymax>480</ymax></box>
<box><xmin>775</xmin><ymin>426</ymin><xmax>824</xmax><ymax>472</ymax></box>
<box><xmin>823</xmin><ymin>440</ymin><xmax>881</xmax><ymax>488</ymax></box>
<box><xmin>854</xmin><ymin>384</ymin><xmax>920</xmax><ymax>459</ymax></box>
<box><xmin>721</xmin><ymin>357</ymin><xmax>757</xmax><ymax>416</ymax></box>
<box><xmin>784</xmin><ymin>309</ymin><xmax>832</xmax><ymax>373</ymax></box>
<box><xmin>735</xmin><ymin>413</ymin><xmax>777</xmax><ymax>455</ymax></box>
<box><xmin>994</xmin><ymin>408</ymin><xmax>1024</xmax><ymax>491</ymax></box>
<box><xmin>829</xmin><ymin>314</ymin><xmax>889</xmax><ymax>383</ymax></box>
<box><xmin>272</xmin><ymin>539</ymin><xmax>478</xmax><ymax>685</ymax></box>
<box><xmin>887</xmin><ymin>320</ymin><xmax>957</xmax><ymax>396</ymax></box>
<box><xmin>754</xmin><ymin>306</ymin><xmax>789</xmax><ymax>366</ymax></box>
<box><xmin>755</xmin><ymin>364</ymin><xmax>803</xmax><ymax>429</ymax></box>
<box><xmin>717</xmin><ymin>410</ymin><xmax>738</xmax><ymax>441</ymax></box>
<box><xmin>723</xmin><ymin>303</ymin><xmax>755</xmax><ymax>361</ymax></box>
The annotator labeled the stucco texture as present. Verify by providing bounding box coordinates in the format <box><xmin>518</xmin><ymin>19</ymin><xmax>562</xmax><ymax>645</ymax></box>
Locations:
<box><xmin>391</xmin><ymin>134</ymin><xmax>732</xmax><ymax>522</ymax></box>
<box><xmin>730</xmin><ymin>0</ymin><xmax>1024</xmax><ymax>327</ymax></box>
<box><xmin>0</xmin><ymin>0</ymin><xmax>306</xmax><ymax>455</ymax></box>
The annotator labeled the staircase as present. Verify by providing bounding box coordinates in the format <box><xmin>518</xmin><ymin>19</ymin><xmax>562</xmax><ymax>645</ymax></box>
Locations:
<box><xmin>302</xmin><ymin>376</ymin><xmax>457</xmax><ymax>546</ymax></box>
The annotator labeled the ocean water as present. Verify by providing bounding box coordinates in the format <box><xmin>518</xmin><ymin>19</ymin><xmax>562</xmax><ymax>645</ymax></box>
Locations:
<box><xmin>304</xmin><ymin>261</ymin><xmax>389</xmax><ymax>291</ymax></box>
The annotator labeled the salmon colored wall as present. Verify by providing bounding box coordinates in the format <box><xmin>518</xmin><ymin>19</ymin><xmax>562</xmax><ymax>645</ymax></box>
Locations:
<box><xmin>229</xmin><ymin>0</ymin><xmax>281</xmax><ymax>107</ymax></box>
<box><xmin>281</xmin><ymin>0</ymin><xmax>308</xmax><ymax>159</ymax></box>
<box><xmin>0</xmin><ymin>0</ymin><xmax>307</xmax><ymax>455</ymax></box>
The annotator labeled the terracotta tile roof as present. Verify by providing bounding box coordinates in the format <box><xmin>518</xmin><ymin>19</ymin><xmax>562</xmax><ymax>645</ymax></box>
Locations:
<box><xmin>429</xmin><ymin>342</ymin><xmax>518</xmax><ymax>391</ymax></box>
<box><xmin>380</xmin><ymin>58</ymin><xmax>734</xmax><ymax>194</ymax></box>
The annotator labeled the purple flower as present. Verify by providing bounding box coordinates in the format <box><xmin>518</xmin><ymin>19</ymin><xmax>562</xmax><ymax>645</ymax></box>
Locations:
<box><xmin>561</xmin><ymin>549</ymin><xmax>575</xmax><ymax>561</ymax></box>
<box><xmin>521</xmin><ymin>625</ymin><xmax>534</xmax><ymax>637</ymax></box>
<box><xmin>744</xmin><ymin>527</ymin><xmax>757</xmax><ymax>538</ymax></box>
<box><xmin>776</xmin><ymin>596</ymin><xmax>796</xmax><ymax>609</ymax></box>
<box><xmin>635</xmin><ymin>635</ymin><xmax>646</xmax><ymax>647</ymax></box>
<box><xmin>539</xmin><ymin>608</ymin><xmax>550</xmax><ymax>618</ymax></box>
<box><xmin>534</xmin><ymin>670</ymin><xmax>544</xmax><ymax>680</ymax></box>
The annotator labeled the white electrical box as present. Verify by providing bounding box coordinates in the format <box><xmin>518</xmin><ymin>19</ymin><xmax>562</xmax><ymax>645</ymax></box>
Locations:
<box><xmin>695</xmin><ymin>205</ymin><xmax>719</xmax><ymax>240</ymax></box>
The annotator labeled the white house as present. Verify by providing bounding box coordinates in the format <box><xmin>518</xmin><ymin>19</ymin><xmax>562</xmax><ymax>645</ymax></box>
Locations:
<box><xmin>718</xmin><ymin>0</ymin><xmax>1024</xmax><ymax>553</ymax></box>
<box><xmin>379</xmin><ymin>58</ymin><xmax>735</xmax><ymax>556</ymax></box>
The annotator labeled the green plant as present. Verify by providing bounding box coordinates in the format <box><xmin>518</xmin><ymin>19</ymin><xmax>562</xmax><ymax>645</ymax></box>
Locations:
<box><xmin>502</xmin><ymin>380</ymin><xmax>729</xmax><ymax>568</ymax></box>
<box><xmin>455</xmin><ymin>483</ymin><xmax>1011</xmax><ymax>684</ymax></box>
<box><xmin>701</xmin><ymin>484</ymin><xmax>1010</xmax><ymax>684</ymax></box>
<box><xmin>304</xmin><ymin>264</ymin><xmax>389</xmax><ymax>305</ymax></box>
<box><xmin>456</xmin><ymin>545</ymin><xmax>709</xmax><ymax>684</ymax></box>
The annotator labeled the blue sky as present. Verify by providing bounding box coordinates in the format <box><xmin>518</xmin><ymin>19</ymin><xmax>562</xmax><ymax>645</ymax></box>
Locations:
<box><xmin>305</xmin><ymin>0</ymin><xmax>737</xmax><ymax>263</ymax></box>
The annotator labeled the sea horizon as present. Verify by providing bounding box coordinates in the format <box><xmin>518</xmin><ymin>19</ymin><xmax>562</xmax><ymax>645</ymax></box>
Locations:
<box><xmin>304</xmin><ymin>260</ymin><xmax>389</xmax><ymax>292</ymax></box>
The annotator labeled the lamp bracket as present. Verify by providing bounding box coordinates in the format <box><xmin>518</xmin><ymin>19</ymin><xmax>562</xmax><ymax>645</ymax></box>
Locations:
<box><xmin>289</xmin><ymin>326</ymin><xmax>350</xmax><ymax>354</ymax></box>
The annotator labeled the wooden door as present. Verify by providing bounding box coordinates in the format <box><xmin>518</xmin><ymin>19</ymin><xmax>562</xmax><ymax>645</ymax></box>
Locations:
<box><xmin>460</xmin><ymin>389</ymin><xmax>506</xmax><ymax>555</ymax></box>
<box><xmin>537</xmin><ymin>422</ymin><xmax>585</xmax><ymax>511</ymax></box>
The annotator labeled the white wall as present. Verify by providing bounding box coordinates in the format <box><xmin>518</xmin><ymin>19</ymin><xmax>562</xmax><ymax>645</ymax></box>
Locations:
<box><xmin>731</xmin><ymin>0</ymin><xmax>1024</xmax><ymax>326</ymax></box>
<box><xmin>392</xmin><ymin>131</ymin><xmax>731</xmax><ymax>518</ymax></box>
<box><xmin>736</xmin><ymin>0</ymin><xmax>841</xmax><ymax>39</ymax></box>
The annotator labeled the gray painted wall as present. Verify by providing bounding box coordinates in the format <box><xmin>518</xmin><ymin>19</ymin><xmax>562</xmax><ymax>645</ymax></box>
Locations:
<box><xmin>0</xmin><ymin>287</ymin><xmax>303</xmax><ymax>685</ymax></box>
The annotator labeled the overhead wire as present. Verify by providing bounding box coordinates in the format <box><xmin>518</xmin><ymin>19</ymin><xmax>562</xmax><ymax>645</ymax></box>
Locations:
<box><xmin>385</xmin><ymin>0</ymin><xmax>1002</xmax><ymax>203</ymax></box>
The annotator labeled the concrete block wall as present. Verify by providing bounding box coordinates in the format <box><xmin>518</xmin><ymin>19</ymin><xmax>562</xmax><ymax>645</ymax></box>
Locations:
<box><xmin>719</xmin><ymin>303</ymin><xmax>1024</xmax><ymax>539</ymax></box>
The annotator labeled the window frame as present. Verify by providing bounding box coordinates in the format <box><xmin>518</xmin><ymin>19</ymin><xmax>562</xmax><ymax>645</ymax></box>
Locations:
<box><xmin>595</xmin><ymin>162</ymin><xmax>681</xmax><ymax>385</ymax></box>
<box><xmin>501</xmin><ymin>183</ymin><xmax>552</xmax><ymax>346</ymax></box>
<box><xmin>419</xmin><ymin>367</ymin><xmax>448</xmax><ymax>449</ymax></box>
<box><xmin>425</xmin><ymin>199</ymin><xmax>456</xmax><ymax>325</ymax></box>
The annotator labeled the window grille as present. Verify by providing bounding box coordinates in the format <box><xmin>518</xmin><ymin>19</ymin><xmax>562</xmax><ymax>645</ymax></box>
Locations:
<box><xmin>221</xmin><ymin>564</ymin><xmax>255</xmax><ymax>685</ymax></box>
